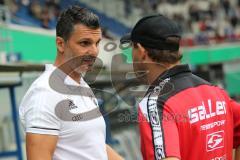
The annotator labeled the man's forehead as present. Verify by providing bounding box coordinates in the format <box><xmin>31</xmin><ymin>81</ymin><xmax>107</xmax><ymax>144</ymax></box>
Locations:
<box><xmin>72</xmin><ymin>24</ymin><xmax>102</xmax><ymax>36</ymax></box>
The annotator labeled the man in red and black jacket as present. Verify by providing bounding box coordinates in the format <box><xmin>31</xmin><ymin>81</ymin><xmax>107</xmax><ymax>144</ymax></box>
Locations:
<box><xmin>120</xmin><ymin>15</ymin><xmax>240</xmax><ymax>160</ymax></box>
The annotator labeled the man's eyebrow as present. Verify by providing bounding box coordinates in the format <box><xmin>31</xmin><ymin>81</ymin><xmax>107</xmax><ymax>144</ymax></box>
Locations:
<box><xmin>78</xmin><ymin>38</ymin><xmax>102</xmax><ymax>43</ymax></box>
<box><xmin>79</xmin><ymin>38</ymin><xmax>92</xmax><ymax>42</ymax></box>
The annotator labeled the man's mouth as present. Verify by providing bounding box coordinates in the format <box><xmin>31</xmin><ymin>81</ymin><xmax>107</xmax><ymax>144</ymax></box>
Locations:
<box><xmin>82</xmin><ymin>56</ymin><xmax>96</xmax><ymax>66</ymax></box>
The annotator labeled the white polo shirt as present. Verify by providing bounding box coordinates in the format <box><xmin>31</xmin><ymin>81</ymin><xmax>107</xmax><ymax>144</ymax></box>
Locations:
<box><xmin>19</xmin><ymin>64</ymin><xmax>108</xmax><ymax>160</ymax></box>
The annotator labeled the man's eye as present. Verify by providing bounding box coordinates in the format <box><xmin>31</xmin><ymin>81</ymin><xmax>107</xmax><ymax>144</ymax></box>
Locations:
<box><xmin>79</xmin><ymin>41</ymin><xmax>90</xmax><ymax>46</ymax></box>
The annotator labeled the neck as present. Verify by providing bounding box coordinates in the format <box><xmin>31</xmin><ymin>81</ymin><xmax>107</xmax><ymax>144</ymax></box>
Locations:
<box><xmin>54</xmin><ymin>56</ymin><xmax>81</xmax><ymax>84</ymax></box>
<box><xmin>69</xmin><ymin>71</ymin><xmax>81</xmax><ymax>84</ymax></box>
<box><xmin>147</xmin><ymin>62</ymin><xmax>180</xmax><ymax>85</ymax></box>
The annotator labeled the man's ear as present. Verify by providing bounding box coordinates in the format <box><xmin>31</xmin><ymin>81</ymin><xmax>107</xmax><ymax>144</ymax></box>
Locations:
<box><xmin>137</xmin><ymin>43</ymin><xmax>147</xmax><ymax>61</ymax></box>
<box><xmin>56</xmin><ymin>36</ymin><xmax>65</xmax><ymax>53</ymax></box>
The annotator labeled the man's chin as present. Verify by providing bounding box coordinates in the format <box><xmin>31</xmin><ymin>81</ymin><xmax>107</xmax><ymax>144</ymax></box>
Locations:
<box><xmin>74</xmin><ymin>66</ymin><xmax>93</xmax><ymax>75</ymax></box>
<box><xmin>136</xmin><ymin>76</ymin><xmax>147</xmax><ymax>84</ymax></box>
<box><xmin>86</xmin><ymin>65</ymin><xmax>94</xmax><ymax>71</ymax></box>
<box><xmin>134</xmin><ymin>71</ymin><xmax>148</xmax><ymax>84</ymax></box>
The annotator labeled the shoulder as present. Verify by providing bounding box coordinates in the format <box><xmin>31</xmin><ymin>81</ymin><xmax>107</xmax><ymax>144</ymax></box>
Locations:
<box><xmin>19</xmin><ymin>69</ymin><xmax>64</xmax><ymax>114</ymax></box>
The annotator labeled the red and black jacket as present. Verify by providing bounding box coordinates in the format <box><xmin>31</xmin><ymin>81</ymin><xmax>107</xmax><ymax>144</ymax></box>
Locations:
<box><xmin>138</xmin><ymin>64</ymin><xmax>240</xmax><ymax>160</ymax></box>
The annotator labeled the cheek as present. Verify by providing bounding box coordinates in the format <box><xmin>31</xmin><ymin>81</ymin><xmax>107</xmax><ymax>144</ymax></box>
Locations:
<box><xmin>133</xmin><ymin>58</ymin><xmax>141</xmax><ymax>72</ymax></box>
<box><xmin>132</xmin><ymin>49</ymin><xmax>140</xmax><ymax>69</ymax></box>
<box><xmin>132</xmin><ymin>49</ymin><xmax>138</xmax><ymax>62</ymax></box>
<box><xmin>69</xmin><ymin>43</ymin><xmax>89</xmax><ymax>56</ymax></box>
<box><xmin>133</xmin><ymin>61</ymin><xmax>143</xmax><ymax>72</ymax></box>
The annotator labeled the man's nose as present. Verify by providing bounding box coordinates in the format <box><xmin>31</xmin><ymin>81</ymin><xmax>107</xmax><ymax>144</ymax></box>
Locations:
<box><xmin>89</xmin><ymin>44</ymin><xmax>99</xmax><ymax>56</ymax></box>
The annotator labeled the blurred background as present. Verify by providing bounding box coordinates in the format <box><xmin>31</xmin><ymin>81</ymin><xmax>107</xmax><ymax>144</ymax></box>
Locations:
<box><xmin>0</xmin><ymin>0</ymin><xmax>240</xmax><ymax>160</ymax></box>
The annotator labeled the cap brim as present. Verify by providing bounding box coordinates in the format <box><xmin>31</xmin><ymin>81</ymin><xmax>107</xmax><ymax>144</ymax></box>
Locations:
<box><xmin>120</xmin><ymin>33</ymin><xmax>131</xmax><ymax>44</ymax></box>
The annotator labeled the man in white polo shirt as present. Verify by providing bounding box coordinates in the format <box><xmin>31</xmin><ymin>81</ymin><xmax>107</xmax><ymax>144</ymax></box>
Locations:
<box><xmin>19</xmin><ymin>5</ymin><xmax>123</xmax><ymax>160</ymax></box>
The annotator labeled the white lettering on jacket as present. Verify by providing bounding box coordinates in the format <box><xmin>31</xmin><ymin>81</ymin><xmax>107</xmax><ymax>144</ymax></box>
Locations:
<box><xmin>188</xmin><ymin>100</ymin><xmax>226</xmax><ymax>124</ymax></box>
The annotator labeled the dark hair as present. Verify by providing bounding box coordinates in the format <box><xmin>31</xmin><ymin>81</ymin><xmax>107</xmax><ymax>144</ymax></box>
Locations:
<box><xmin>133</xmin><ymin>37</ymin><xmax>182</xmax><ymax>64</ymax></box>
<box><xmin>56</xmin><ymin>5</ymin><xmax>100</xmax><ymax>41</ymax></box>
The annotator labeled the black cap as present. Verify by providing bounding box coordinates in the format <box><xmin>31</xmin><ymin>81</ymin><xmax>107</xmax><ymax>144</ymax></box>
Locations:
<box><xmin>120</xmin><ymin>15</ymin><xmax>182</xmax><ymax>51</ymax></box>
